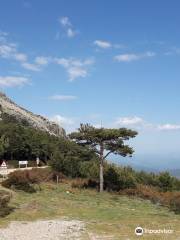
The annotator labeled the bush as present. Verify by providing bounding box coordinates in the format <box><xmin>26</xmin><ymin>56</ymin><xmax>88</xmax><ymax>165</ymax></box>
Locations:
<box><xmin>71</xmin><ymin>178</ymin><xmax>98</xmax><ymax>189</ymax></box>
<box><xmin>71</xmin><ymin>178</ymin><xmax>88</xmax><ymax>189</ymax></box>
<box><xmin>2</xmin><ymin>170</ymin><xmax>41</xmax><ymax>193</ymax></box>
<box><xmin>79</xmin><ymin>161</ymin><xmax>99</xmax><ymax>179</ymax></box>
<box><xmin>120</xmin><ymin>184</ymin><xmax>180</xmax><ymax>214</ymax></box>
<box><xmin>120</xmin><ymin>184</ymin><xmax>162</xmax><ymax>204</ymax></box>
<box><xmin>135</xmin><ymin>171</ymin><xmax>158</xmax><ymax>187</ymax></box>
<box><xmin>104</xmin><ymin>165</ymin><xmax>137</xmax><ymax>191</ymax></box>
<box><xmin>172</xmin><ymin>178</ymin><xmax>180</xmax><ymax>191</ymax></box>
<box><xmin>135</xmin><ymin>170</ymin><xmax>180</xmax><ymax>192</ymax></box>
<box><xmin>26</xmin><ymin>168</ymin><xmax>54</xmax><ymax>182</ymax></box>
<box><xmin>169</xmin><ymin>194</ymin><xmax>180</xmax><ymax>214</ymax></box>
<box><xmin>19</xmin><ymin>168</ymin><xmax>65</xmax><ymax>183</ymax></box>
<box><xmin>157</xmin><ymin>172</ymin><xmax>174</xmax><ymax>192</ymax></box>
<box><xmin>50</xmin><ymin>151</ymin><xmax>82</xmax><ymax>178</ymax></box>
<box><xmin>50</xmin><ymin>140</ymin><xmax>99</xmax><ymax>178</ymax></box>
<box><xmin>0</xmin><ymin>190</ymin><xmax>12</xmax><ymax>216</ymax></box>
<box><xmin>51</xmin><ymin>171</ymin><xmax>66</xmax><ymax>182</ymax></box>
<box><xmin>0</xmin><ymin>190</ymin><xmax>11</xmax><ymax>207</ymax></box>
<box><xmin>2</xmin><ymin>168</ymin><xmax>66</xmax><ymax>192</ymax></box>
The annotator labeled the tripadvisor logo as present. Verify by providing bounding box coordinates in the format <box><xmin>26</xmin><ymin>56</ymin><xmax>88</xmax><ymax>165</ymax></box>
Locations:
<box><xmin>135</xmin><ymin>227</ymin><xmax>144</xmax><ymax>236</ymax></box>
<box><xmin>135</xmin><ymin>226</ymin><xmax>174</xmax><ymax>236</ymax></box>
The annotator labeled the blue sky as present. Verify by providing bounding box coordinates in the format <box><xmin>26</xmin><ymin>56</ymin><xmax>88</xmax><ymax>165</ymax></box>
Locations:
<box><xmin>0</xmin><ymin>0</ymin><xmax>180</xmax><ymax>169</ymax></box>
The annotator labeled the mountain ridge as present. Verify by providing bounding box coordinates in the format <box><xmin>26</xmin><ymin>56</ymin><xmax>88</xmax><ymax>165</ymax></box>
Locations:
<box><xmin>0</xmin><ymin>92</ymin><xmax>66</xmax><ymax>137</ymax></box>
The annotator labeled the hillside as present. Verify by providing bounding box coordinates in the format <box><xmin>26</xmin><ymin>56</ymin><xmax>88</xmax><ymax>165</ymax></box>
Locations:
<box><xmin>0</xmin><ymin>92</ymin><xmax>65</xmax><ymax>137</ymax></box>
<box><xmin>0</xmin><ymin>182</ymin><xmax>180</xmax><ymax>240</ymax></box>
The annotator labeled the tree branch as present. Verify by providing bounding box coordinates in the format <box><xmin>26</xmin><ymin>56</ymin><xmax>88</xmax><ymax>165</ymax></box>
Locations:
<box><xmin>103</xmin><ymin>151</ymin><xmax>113</xmax><ymax>160</ymax></box>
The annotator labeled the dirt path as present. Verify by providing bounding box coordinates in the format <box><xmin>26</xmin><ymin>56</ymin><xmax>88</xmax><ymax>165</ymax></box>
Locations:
<box><xmin>0</xmin><ymin>166</ymin><xmax>47</xmax><ymax>177</ymax></box>
<box><xmin>0</xmin><ymin>219</ymin><xmax>85</xmax><ymax>240</ymax></box>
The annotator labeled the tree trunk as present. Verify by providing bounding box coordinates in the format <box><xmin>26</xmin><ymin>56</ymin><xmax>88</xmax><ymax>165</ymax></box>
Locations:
<box><xmin>99</xmin><ymin>143</ymin><xmax>104</xmax><ymax>192</ymax></box>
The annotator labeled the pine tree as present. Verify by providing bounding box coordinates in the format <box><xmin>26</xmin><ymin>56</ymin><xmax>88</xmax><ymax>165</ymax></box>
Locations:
<box><xmin>69</xmin><ymin>124</ymin><xmax>138</xmax><ymax>192</ymax></box>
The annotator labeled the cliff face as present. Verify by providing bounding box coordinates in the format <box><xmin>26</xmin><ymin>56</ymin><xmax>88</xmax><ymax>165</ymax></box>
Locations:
<box><xmin>0</xmin><ymin>92</ymin><xmax>66</xmax><ymax>137</ymax></box>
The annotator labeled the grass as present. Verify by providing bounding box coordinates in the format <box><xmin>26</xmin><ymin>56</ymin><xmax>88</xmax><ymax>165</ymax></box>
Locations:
<box><xmin>0</xmin><ymin>182</ymin><xmax>180</xmax><ymax>239</ymax></box>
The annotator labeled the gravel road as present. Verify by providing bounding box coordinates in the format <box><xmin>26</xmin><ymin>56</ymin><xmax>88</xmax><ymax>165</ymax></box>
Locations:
<box><xmin>0</xmin><ymin>219</ymin><xmax>85</xmax><ymax>240</ymax></box>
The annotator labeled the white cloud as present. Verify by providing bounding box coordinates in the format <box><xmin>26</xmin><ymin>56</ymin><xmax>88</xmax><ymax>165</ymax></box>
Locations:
<box><xmin>158</xmin><ymin>124</ymin><xmax>180</xmax><ymax>131</ymax></box>
<box><xmin>0</xmin><ymin>76</ymin><xmax>29</xmax><ymax>88</ymax></box>
<box><xmin>0</xmin><ymin>33</ymin><xmax>49</xmax><ymax>72</ymax></box>
<box><xmin>58</xmin><ymin>16</ymin><xmax>78</xmax><ymax>38</ymax></box>
<box><xmin>67</xmin><ymin>28</ymin><xmax>77</xmax><ymax>38</ymax></box>
<box><xmin>94</xmin><ymin>40</ymin><xmax>112</xmax><ymax>49</ymax></box>
<box><xmin>21</xmin><ymin>55</ymin><xmax>50</xmax><ymax>71</ymax></box>
<box><xmin>115</xmin><ymin>116</ymin><xmax>144</xmax><ymax>126</ymax></box>
<box><xmin>55</xmin><ymin>58</ymin><xmax>69</xmax><ymax>67</ymax></box>
<box><xmin>114</xmin><ymin>51</ymin><xmax>156</xmax><ymax>62</ymax></box>
<box><xmin>22</xmin><ymin>56</ymin><xmax>50</xmax><ymax>71</ymax></box>
<box><xmin>21</xmin><ymin>62</ymin><xmax>40</xmax><ymax>71</ymax></box>
<box><xmin>0</xmin><ymin>36</ymin><xmax>28</xmax><ymax>64</ymax></box>
<box><xmin>115</xmin><ymin>54</ymin><xmax>140</xmax><ymax>62</ymax></box>
<box><xmin>59</xmin><ymin>17</ymin><xmax>72</xmax><ymax>27</ymax></box>
<box><xmin>51</xmin><ymin>114</ymin><xmax>74</xmax><ymax>127</ymax></box>
<box><xmin>14</xmin><ymin>53</ymin><xmax>27</xmax><ymax>62</ymax></box>
<box><xmin>68</xmin><ymin>67</ymin><xmax>87</xmax><ymax>81</ymax></box>
<box><xmin>54</xmin><ymin>57</ymin><xmax>94</xmax><ymax>81</ymax></box>
<box><xmin>35</xmin><ymin>56</ymin><xmax>49</xmax><ymax>65</ymax></box>
<box><xmin>115</xmin><ymin>116</ymin><xmax>180</xmax><ymax>132</ymax></box>
<box><xmin>49</xmin><ymin>95</ymin><xmax>77</xmax><ymax>101</ymax></box>
<box><xmin>94</xmin><ymin>40</ymin><xmax>125</xmax><ymax>50</ymax></box>
<box><xmin>0</xmin><ymin>44</ymin><xmax>16</xmax><ymax>58</ymax></box>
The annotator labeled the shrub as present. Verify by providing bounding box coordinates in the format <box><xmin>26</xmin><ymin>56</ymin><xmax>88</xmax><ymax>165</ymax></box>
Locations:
<box><xmin>2</xmin><ymin>170</ymin><xmax>41</xmax><ymax>193</ymax></box>
<box><xmin>79</xmin><ymin>161</ymin><xmax>99</xmax><ymax>179</ymax></box>
<box><xmin>26</xmin><ymin>167</ymin><xmax>54</xmax><ymax>182</ymax></box>
<box><xmin>2</xmin><ymin>168</ymin><xmax>66</xmax><ymax>193</ymax></box>
<box><xmin>157</xmin><ymin>172</ymin><xmax>174</xmax><ymax>192</ymax></box>
<box><xmin>172</xmin><ymin>178</ymin><xmax>180</xmax><ymax>191</ymax></box>
<box><xmin>71</xmin><ymin>178</ymin><xmax>98</xmax><ymax>189</ymax></box>
<box><xmin>71</xmin><ymin>178</ymin><xmax>88</xmax><ymax>189</ymax></box>
<box><xmin>135</xmin><ymin>171</ymin><xmax>158</xmax><ymax>187</ymax></box>
<box><xmin>50</xmin><ymin>151</ymin><xmax>82</xmax><ymax>178</ymax></box>
<box><xmin>51</xmin><ymin>171</ymin><xmax>66</xmax><ymax>182</ymax></box>
<box><xmin>120</xmin><ymin>184</ymin><xmax>162</xmax><ymax>204</ymax></box>
<box><xmin>19</xmin><ymin>168</ymin><xmax>65</xmax><ymax>183</ymax></box>
<box><xmin>0</xmin><ymin>190</ymin><xmax>12</xmax><ymax>217</ymax></box>
<box><xmin>104</xmin><ymin>165</ymin><xmax>137</xmax><ymax>191</ymax></box>
<box><xmin>120</xmin><ymin>184</ymin><xmax>180</xmax><ymax>214</ymax></box>
<box><xmin>169</xmin><ymin>194</ymin><xmax>180</xmax><ymax>213</ymax></box>
<box><xmin>0</xmin><ymin>190</ymin><xmax>11</xmax><ymax>207</ymax></box>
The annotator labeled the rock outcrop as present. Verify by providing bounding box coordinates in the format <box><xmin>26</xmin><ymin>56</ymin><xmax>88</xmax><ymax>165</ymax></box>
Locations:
<box><xmin>0</xmin><ymin>92</ymin><xmax>66</xmax><ymax>137</ymax></box>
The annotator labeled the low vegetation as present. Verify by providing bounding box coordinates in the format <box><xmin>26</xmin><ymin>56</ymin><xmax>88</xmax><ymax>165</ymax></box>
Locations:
<box><xmin>120</xmin><ymin>184</ymin><xmax>180</xmax><ymax>214</ymax></box>
<box><xmin>2</xmin><ymin>166</ymin><xmax>180</xmax><ymax>214</ymax></box>
<box><xmin>0</xmin><ymin>190</ymin><xmax>12</xmax><ymax>217</ymax></box>
<box><xmin>0</xmin><ymin>182</ymin><xmax>180</xmax><ymax>239</ymax></box>
<box><xmin>1</xmin><ymin>168</ymin><xmax>56</xmax><ymax>192</ymax></box>
<box><xmin>0</xmin><ymin>120</ymin><xmax>96</xmax><ymax>165</ymax></box>
<box><xmin>0</xmin><ymin>120</ymin><xmax>180</xmax><ymax>238</ymax></box>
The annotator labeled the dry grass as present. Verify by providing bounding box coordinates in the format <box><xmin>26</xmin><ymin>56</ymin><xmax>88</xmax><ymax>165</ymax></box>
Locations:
<box><xmin>0</xmin><ymin>182</ymin><xmax>180</xmax><ymax>239</ymax></box>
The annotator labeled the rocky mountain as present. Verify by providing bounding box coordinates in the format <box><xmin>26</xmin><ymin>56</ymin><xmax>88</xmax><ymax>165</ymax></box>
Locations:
<box><xmin>0</xmin><ymin>92</ymin><xmax>66</xmax><ymax>137</ymax></box>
